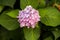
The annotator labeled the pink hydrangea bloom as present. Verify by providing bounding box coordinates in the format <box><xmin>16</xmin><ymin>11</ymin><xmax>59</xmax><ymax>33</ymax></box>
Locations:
<box><xmin>17</xmin><ymin>5</ymin><xmax>40</xmax><ymax>28</ymax></box>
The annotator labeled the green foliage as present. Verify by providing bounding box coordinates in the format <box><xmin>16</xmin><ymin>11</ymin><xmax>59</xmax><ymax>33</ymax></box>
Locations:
<box><xmin>0</xmin><ymin>5</ymin><xmax>4</xmax><ymax>12</ymax></box>
<box><xmin>52</xmin><ymin>29</ymin><xmax>60</xmax><ymax>40</ymax></box>
<box><xmin>20</xmin><ymin>0</ymin><xmax>39</xmax><ymax>9</ymax></box>
<box><xmin>44</xmin><ymin>36</ymin><xmax>53</xmax><ymax>40</ymax></box>
<box><xmin>0</xmin><ymin>12</ymin><xmax>19</xmax><ymax>30</ymax></box>
<box><xmin>39</xmin><ymin>7</ymin><xmax>60</xmax><ymax>27</ymax></box>
<box><xmin>23</xmin><ymin>27</ymin><xmax>40</xmax><ymax>40</ymax></box>
<box><xmin>6</xmin><ymin>9</ymin><xmax>19</xmax><ymax>18</ymax></box>
<box><xmin>0</xmin><ymin>0</ymin><xmax>60</xmax><ymax>40</ymax></box>
<box><xmin>38</xmin><ymin>0</ymin><xmax>46</xmax><ymax>8</ymax></box>
<box><xmin>56</xmin><ymin>0</ymin><xmax>60</xmax><ymax>4</ymax></box>
<box><xmin>0</xmin><ymin>0</ymin><xmax>16</xmax><ymax>7</ymax></box>
<box><xmin>0</xmin><ymin>27</ymin><xmax>24</xmax><ymax>40</ymax></box>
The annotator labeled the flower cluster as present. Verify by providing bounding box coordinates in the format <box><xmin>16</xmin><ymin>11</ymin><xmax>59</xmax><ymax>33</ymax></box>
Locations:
<box><xmin>17</xmin><ymin>5</ymin><xmax>40</xmax><ymax>28</ymax></box>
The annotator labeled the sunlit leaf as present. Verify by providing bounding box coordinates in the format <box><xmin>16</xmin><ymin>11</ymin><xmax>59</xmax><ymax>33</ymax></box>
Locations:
<box><xmin>20</xmin><ymin>0</ymin><xmax>39</xmax><ymax>9</ymax></box>
<box><xmin>6</xmin><ymin>9</ymin><xmax>19</xmax><ymax>18</ymax></box>
<box><xmin>23</xmin><ymin>27</ymin><xmax>40</xmax><ymax>40</ymax></box>
<box><xmin>39</xmin><ymin>7</ymin><xmax>60</xmax><ymax>27</ymax></box>
<box><xmin>0</xmin><ymin>12</ymin><xmax>19</xmax><ymax>30</ymax></box>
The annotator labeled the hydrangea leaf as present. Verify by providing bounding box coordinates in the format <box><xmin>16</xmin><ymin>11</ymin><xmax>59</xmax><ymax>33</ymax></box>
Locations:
<box><xmin>52</xmin><ymin>29</ymin><xmax>60</xmax><ymax>40</ymax></box>
<box><xmin>0</xmin><ymin>5</ymin><xmax>4</xmax><ymax>12</ymax></box>
<box><xmin>20</xmin><ymin>0</ymin><xmax>39</xmax><ymax>9</ymax></box>
<box><xmin>0</xmin><ymin>26</ymin><xmax>24</xmax><ymax>40</ymax></box>
<box><xmin>0</xmin><ymin>12</ymin><xmax>19</xmax><ymax>30</ymax></box>
<box><xmin>23</xmin><ymin>27</ymin><xmax>40</xmax><ymax>40</ymax></box>
<box><xmin>6</xmin><ymin>9</ymin><xmax>19</xmax><ymax>18</ymax></box>
<box><xmin>0</xmin><ymin>0</ymin><xmax>16</xmax><ymax>7</ymax></box>
<box><xmin>38</xmin><ymin>0</ymin><xmax>46</xmax><ymax>8</ymax></box>
<box><xmin>39</xmin><ymin>7</ymin><xmax>60</xmax><ymax>27</ymax></box>
<box><xmin>44</xmin><ymin>36</ymin><xmax>53</xmax><ymax>40</ymax></box>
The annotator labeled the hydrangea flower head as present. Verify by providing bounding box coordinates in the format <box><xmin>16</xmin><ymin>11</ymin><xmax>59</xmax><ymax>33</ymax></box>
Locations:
<box><xmin>18</xmin><ymin>5</ymin><xmax>40</xmax><ymax>28</ymax></box>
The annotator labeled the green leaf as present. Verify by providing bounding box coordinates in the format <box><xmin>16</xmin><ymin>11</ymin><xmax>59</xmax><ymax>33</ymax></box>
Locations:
<box><xmin>52</xmin><ymin>29</ymin><xmax>60</xmax><ymax>40</ymax></box>
<box><xmin>0</xmin><ymin>26</ymin><xmax>24</xmax><ymax>40</ymax></box>
<box><xmin>0</xmin><ymin>0</ymin><xmax>16</xmax><ymax>7</ymax></box>
<box><xmin>8</xmin><ymin>29</ymin><xmax>24</xmax><ymax>40</ymax></box>
<box><xmin>39</xmin><ymin>7</ymin><xmax>60</xmax><ymax>27</ymax></box>
<box><xmin>38</xmin><ymin>0</ymin><xmax>46</xmax><ymax>8</ymax></box>
<box><xmin>6</xmin><ymin>9</ymin><xmax>19</xmax><ymax>18</ymax></box>
<box><xmin>0</xmin><ymin>12</ymin><xmax>19</xmax><ymax>30</ymax></box>
<box><xmin>0</xmin><ymin>5</ymin><xmax>4</xmax><ymax>12</ymax></box>
<box><xmin>44</xmin><ymin>36</ymin><xmax>53</xmax><ymax>40</ymax></box>
<box><xmin>20</xmin><ymin>0</ymin><xmax>39</xmax><ymax>9</ymax></box>
<box><xmin>23</xmin><ymin>27</ymin><xmax>40</xmax><ymax>40</ymax></box>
